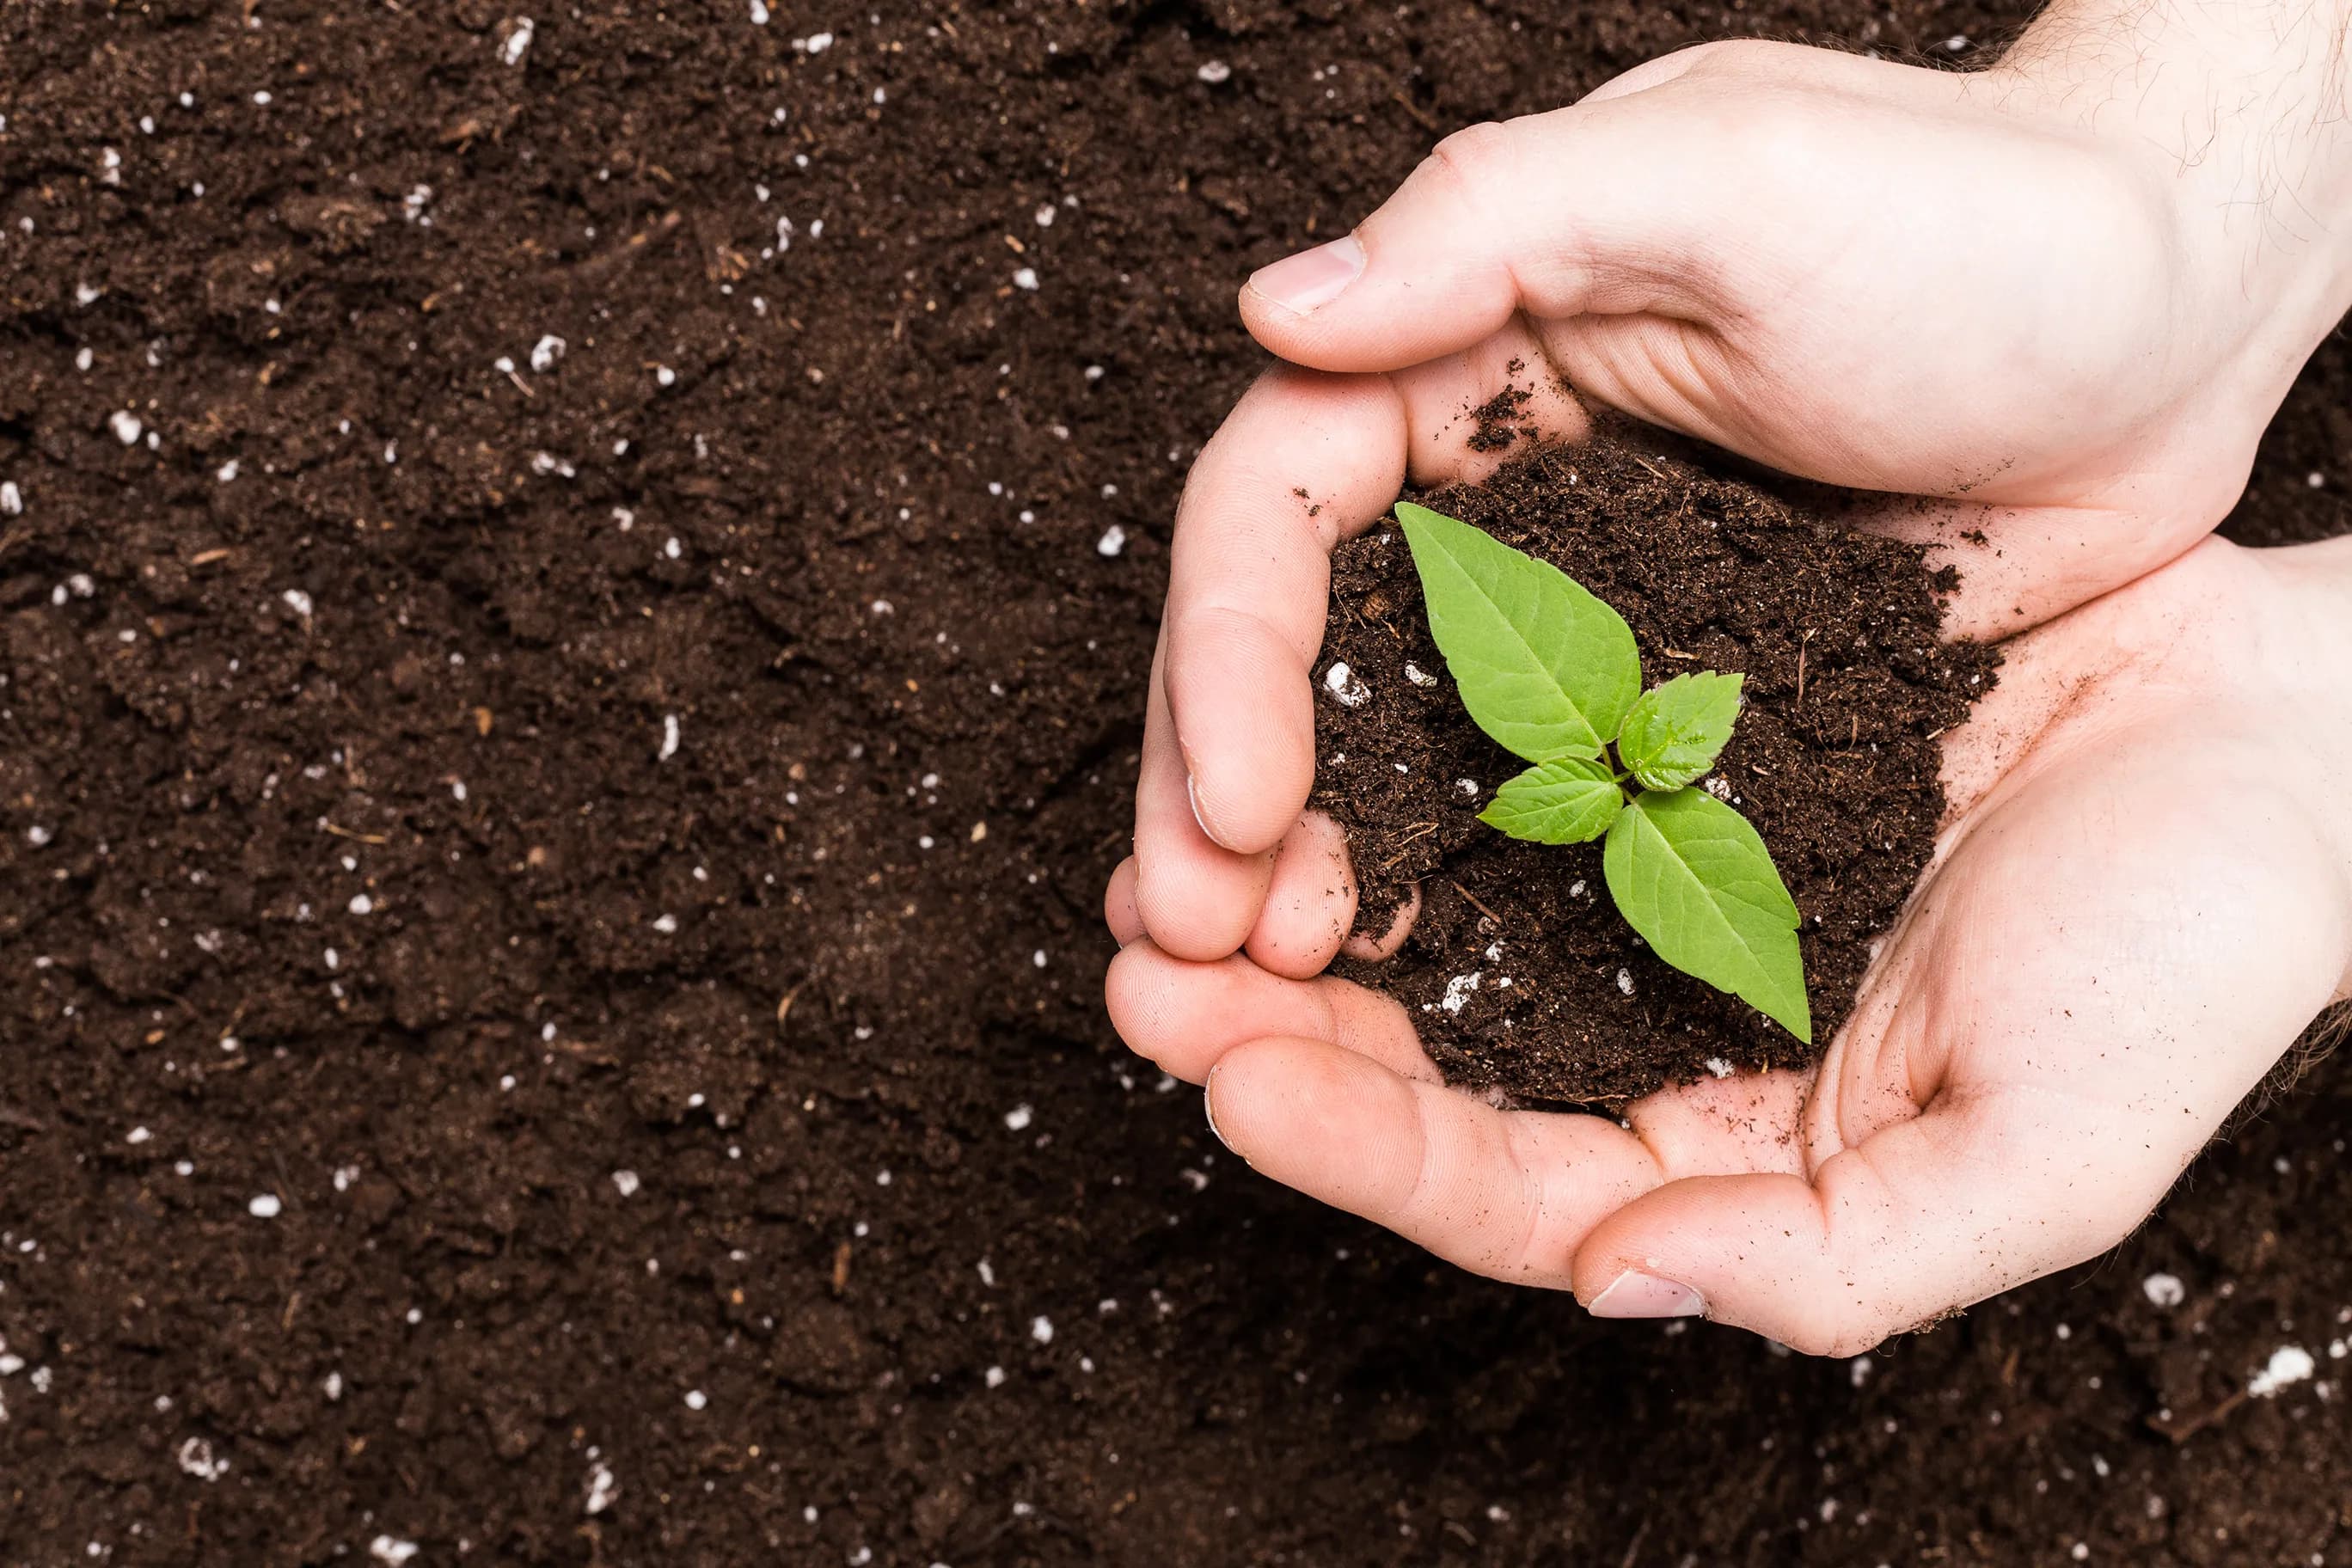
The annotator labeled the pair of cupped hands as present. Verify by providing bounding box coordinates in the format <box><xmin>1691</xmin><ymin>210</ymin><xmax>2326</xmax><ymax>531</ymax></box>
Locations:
<box><xmin>1102</xmin><ymin>40</ymin><xmax>2352</xmax><ymax>1353</ymax></box>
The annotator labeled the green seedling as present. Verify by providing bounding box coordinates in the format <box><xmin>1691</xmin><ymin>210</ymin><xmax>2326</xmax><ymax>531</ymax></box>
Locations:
<box><xmin>1393</xmin><ymin>502</ymin><xmax>1811</xmax><ymax>1044</ymax></box>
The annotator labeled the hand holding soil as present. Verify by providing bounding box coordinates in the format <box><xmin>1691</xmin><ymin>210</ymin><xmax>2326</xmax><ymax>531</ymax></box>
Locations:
<box><xmin>1111</xmin><ymin>3</ymin><xmax>2352</xmax><ymax>1353</ymax></box>
<box><xmin>1117</xmin><ymin>530</ymin><xmax>2352</xmax><ymax>1352</ymax></box>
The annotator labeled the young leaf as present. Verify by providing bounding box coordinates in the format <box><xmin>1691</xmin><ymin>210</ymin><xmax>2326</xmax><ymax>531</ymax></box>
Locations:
<box><xmin>1602</xmin><ymin>789</ymin><xmax>1811</xmax><ymax>1043</ymax></box>
<box><xmin>1394</xmin><ymin>502</ymin><xmax>1641</xmax><ymax>763</ymax></box>
<box><xmin>1617</xmin><ymin>671</ymin><xmax>1745</xmax><ymax>791</ymax></box>
<box><xmin>1479</xmin><ymin>756</ymin><xmax>1625</xmax><ymax>845</ymax></box>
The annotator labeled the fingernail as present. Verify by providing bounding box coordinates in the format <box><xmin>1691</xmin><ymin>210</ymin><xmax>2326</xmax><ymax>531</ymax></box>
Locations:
<box><xmin>1588</xmin><ymin>1271</ymin><xmax>1706</xmax><ymax>1320</ymax></box>
<box><xmin>1202</xmin><ymin>1081</ymin><xmax>1229</xmax><ymax>1149</ymax></box>
<box><xmin>1248</xmin><ymin>235</ymin><xmax>1365</xmax><ymax>315</ymax></box>
<box><xmin>1185</xmin><ymin>771</ymin><xmax>1233</xmax><ymax>850</ymax></box>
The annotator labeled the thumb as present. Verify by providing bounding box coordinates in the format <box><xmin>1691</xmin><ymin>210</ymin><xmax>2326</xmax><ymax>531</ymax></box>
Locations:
<box><xmin>1568</xmin><ymin>1092</ymin><xmax>2184</xmax><ymax>1357</ymax></box>
<box><xmin>1239</xmin><ymin>93</ymin><xmax>1717</xmax><ymax>372</ymax></box>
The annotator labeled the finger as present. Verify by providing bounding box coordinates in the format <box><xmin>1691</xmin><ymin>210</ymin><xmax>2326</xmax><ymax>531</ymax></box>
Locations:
<box><xmin>1934</xmin><ymin>536</ymin><xmax>2262</xmax><ymax>827</ymax></box>
<box><xmin>1570</xmin><ymin>1091</ymin><xmax>2156</xmax><ymax>1351</ymax></box>
<box><xmin>1161</xmin><ymin>369</ymin><xmax>1408</xmax><ymax>855</ymax></box>
<box><xmin>1246</xmin><ymin>812</ymin><xmax>1358</xmax><ymax>979</ymax></box>
<box><xmin>1620</xmin><ymin>1066</ymin><xmax>1815</xmax><ymax>1178</ymax></box>
<box><xmin>1104</xmin><ymin>856</ymin><xmax>1145</xmax><ymax>946</ymax></box>
<box><xmin>1340</xmin><ymin>883</ymin><xmax>1420</xmax><ymax>962</ymax></box>
<box><xmin>1207</xmin><ymin>1036</ymin><xmax>1664</xmax><ymax>1287</ymax></box>
<box><xmin>1847</xmin><ymin>493</ymin><xmax>2234</xmax><ymax>644</ymax></box>
<box><xmin>1134</xmin><ymin>636</ymin><xmax>1275</xmax><ymax>960</ymax></box>
<box><xmin>1240</xmin><ymin>101</ymin><xmax>1716</xmax><ymax>372</ymax></box>
<box><xmin>1390</xmin><ymin>322</ymin><xmax>1591</xmax><ymax>487</ymax></box>
<box><xmin>1106</xmin><ymin>944</ymin><xmax>1437</xmax><ymax>1085</ymax></box>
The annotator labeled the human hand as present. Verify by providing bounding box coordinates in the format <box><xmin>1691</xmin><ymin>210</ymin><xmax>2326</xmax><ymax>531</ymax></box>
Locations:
<box><xmin>1107</xmin><ymin>536</ymin><xmax>2352</xmax><ymax>1352</ymax></box>
<box><xmin>1121</xmin><ymin>12</ymin><xmax>2352</xmax><ymax>964</ymax></box>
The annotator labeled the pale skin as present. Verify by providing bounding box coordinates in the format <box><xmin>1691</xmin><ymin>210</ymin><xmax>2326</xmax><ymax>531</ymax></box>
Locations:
<box><xmin>1106</xmin><ymin>3</ymin><xmax>2352</xmax><ymax>1349</ymax></box>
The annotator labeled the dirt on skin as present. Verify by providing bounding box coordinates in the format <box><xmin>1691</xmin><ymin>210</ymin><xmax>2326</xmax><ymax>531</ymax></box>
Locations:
<box><xmin>1315</xmin><ymin>431</ymin><xmax>1994</xmax><ymax>1104</ymax></box>
<box><xmin>3</xmin><ymin>3</ymin><xmax>2351</xmax><ymax>1566</ymax></box>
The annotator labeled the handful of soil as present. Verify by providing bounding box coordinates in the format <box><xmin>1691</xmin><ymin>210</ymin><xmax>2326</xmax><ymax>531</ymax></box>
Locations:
<box><xmin>1314</xmin><ymin>433</ymin><xmax>1996</xmax><ymax>1104</ymax></box>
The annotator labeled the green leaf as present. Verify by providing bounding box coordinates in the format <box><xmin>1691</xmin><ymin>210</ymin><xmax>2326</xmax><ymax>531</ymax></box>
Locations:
<box><xmin>1479</xmin><ymin>756</ymin><xmax>1625</xmax><ymax>845</ymax></box>
<box><xmin>1617</xmin><ymin>671</ymin><xmax>1745</xmax><ymax>791</ymax></box>
<box><xmin>1394</xmin><ymin>502</ymin><xmax>1641</xmax><ymax>763</ymax></box>
<box><xmin>1602</xmin><ymin>789</ymin><xmax>1811</xmax><ymax>1043</ymax></box>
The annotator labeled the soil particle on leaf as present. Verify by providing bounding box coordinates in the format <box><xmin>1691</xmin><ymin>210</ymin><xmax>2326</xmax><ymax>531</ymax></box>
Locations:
<box><xmin>1315</xmin><ymin>430</ymin><xmax>1997</xmax><ymax>1102</ymax></box>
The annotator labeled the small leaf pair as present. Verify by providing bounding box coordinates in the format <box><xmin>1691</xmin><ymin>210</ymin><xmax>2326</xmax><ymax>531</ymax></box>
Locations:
<box><xmin>1393</xmin><ymin>502</ymin><xmax>1811</xmax><ymax>1044</ymax></box>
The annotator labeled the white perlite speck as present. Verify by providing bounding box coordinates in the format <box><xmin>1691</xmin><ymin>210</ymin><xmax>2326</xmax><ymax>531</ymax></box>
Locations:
<box><xmin>176</xmin><ymin>1436</ymin><xmax>228</xmax><ymax>1480</ymax></box>
<box><xmin>2249</xmin><ymin>1345</ymin><xmax>2316</xmax><ymax>1398</ymax></box>
<box><xmin>659</xmin><ymin>713</ymin><xmax>680</xmax><ymax>761</ymax></box>
<box><xmin>499</xmin><ymin>17</ymin><xmax>534</xmax><ymax>64</ymax></box>
<box><xmin>1031</xmin><ymin>1315</ymin><xmax>1054</xmax><ymax>1344</ymax></box>
<box><xmin>611</xmin><ymin>1170</ymin><xmax>640</xmax><ymax>1197</ymax></box>
<box><xmin>248</xmin><ymin>1194</ymin><xmax>282</xmax><ymax>1218</ymax></box>
<box><xmin>683</xmin><ymin>1389</ymin><xmax>707</xmax><ymax>1411</ymax></box>
<box><xmin>803</xmin><ymin>30</ymin><xmax>833</xmax><ymax>52</ymax></box>
<box><xmin>2141</xmin><ymin>1272</ymin><xmax>2186</xmax><ymax>1309</ymax></box>
<box><xmin>1012</xmin><ymin>266</ymin><xmax>1040</xmax><ymax>291</ymax></box>
<box><xmin>530</xmin><ymin>334</ymin><xmax>567</xmax><ymax>371</ymax></box>
<box><xmin>281</xmin><ymin>589</ymin><xmax>313</xmax><ymax>619</ymax></box>
<box><xmin>1197</xmin><ymin>60</ymin><xmax>1232</xmax><ymax>83</ymax></box>
<box><xmin>984</xmin><ymin>1366</ymin><xmax>1006</xmax><ymax>1388</ymax></box>
<box><xmin>749</xmin><ymin>0</ymin><xmax>769</xmax><ymax>21</ymax></box>
<box><xmin>1440</xmin><ymin>971</ymin><xmax>1481</xmax><ymax>1014</ymax></box>
<box><xmin>1703</xmin><ymin>1057</ymin><xmax>1733</xmax><ymax>1079</ymax></box>
<box><xmin>0</xmin><ymin>482</ymin><xmax>21</xmax><ymax>516</ymax></box>
<box><xmin>1096</xmin><ymin>524</ymin><xmax>1126</xmax><ymax>557</ymax></box>
<box><xmin>109</xmin><ymin>411</ymin><xmax>144</xmax><ymax>445</ymax></box>
<box><xmin>652</xmin><ymin>913</ymin><xmax>677</xmax><ymax>934</ymax></box>
<box><xmin>1405</xmin><ymin>662</ymin><xmax>1437</xmax><ymax>687</ymax></box>
<box><xmin>585</xmin><ymin>1463</ymin><xmax>618</xmax><ymax>1515</ymax></box>
<box><xmin>1004</xmin><ymin>1104</ymin><xmax>1033</xmax><ymax>1132</ymax></box>
<box><xmin>1323</xmin><ymin>661</ymin><xmax>1369</xmax><ymax>707</ymax></box>
<box><xmin>370</xmin><ymin>1538</ymin><xmax>420</xmax><ymax>1568</ymax></box>
<box><xmin>1616</xmin><ymin>968</ymin><xmax>1636</xmax><ymax>996</ymax></box>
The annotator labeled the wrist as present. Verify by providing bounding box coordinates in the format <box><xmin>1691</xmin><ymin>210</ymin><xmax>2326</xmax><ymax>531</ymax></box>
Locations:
<box><xmin>1996</xmin><ymin>3</ymin><xmax>2352</xmax><ymax>381</ymax></box>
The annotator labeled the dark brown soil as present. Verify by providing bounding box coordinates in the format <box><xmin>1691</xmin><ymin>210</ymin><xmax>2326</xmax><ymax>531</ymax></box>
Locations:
<box><xmin>3</xmin><ymin>3</ymin><xmax>2350</xmax><ymax>1566</ymax></box>
<box><xmin>1315</xmin><ymin>432</ymin><xmax>1992</xmax><ymax>1103</ymax></box>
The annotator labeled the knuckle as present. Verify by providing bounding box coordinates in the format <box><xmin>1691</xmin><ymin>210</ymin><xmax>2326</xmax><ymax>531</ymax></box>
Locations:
<box><xmin>1424</xmin><ymin>119</ymin><xmax>1522</xmax><ymax>201</ymax></box>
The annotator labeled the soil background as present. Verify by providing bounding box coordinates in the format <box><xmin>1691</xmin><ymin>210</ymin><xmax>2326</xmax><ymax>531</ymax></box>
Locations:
<box><xmin>2</xmin><ymin>3</ymin><xmax>2349</xmax><ymax>1565</ymax></box>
